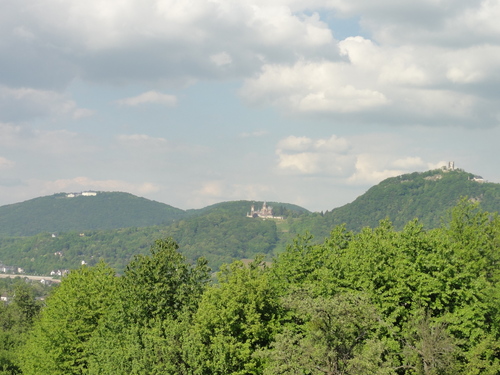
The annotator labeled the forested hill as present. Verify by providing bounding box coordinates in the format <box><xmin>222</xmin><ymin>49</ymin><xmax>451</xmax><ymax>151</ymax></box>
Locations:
<box><xmin>0</xmin><ymin>194</ymin><xmax>310</xmax><ymax>237</ymax></box>
<box><xmin>285</xmin><ymin>168</ymin><xmax>500</xmax><ymax>238</ymax></box>
<box><xmin>1</xmin><ymin>169</ymin><xmax>499</xmax><ymax>274</ymax></box>
<box><xmin>185</xmin><ymin>200</ymin><xmax>310</xmax><ymax>218</ymax></box>
<box><xmin>0</xmin><ymin>192</ymin><xmax>185</xmax><ymax>236</ymax></box>
<box><xmin>0</xmin><ymin>199</ymin><xmax>309</xmax><ymax>273</ymax></box>
<box><xmin>326</xmin><ymin>168</ymin><xmax>500</xmax><ymax>231</ymax></box>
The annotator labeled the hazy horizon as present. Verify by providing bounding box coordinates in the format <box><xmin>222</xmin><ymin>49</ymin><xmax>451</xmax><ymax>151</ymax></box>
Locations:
<box><xmin>2</xmin><ymin>1</ymin><xmax>500</xmax><ymax>212</ymax></box>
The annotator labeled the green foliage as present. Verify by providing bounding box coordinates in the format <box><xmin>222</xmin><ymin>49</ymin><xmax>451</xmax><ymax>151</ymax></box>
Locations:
<box><xmin>167</xmin><ymin>212</ymin><xmax>280</xmax><ymax>270</ymax></box>
<box><xmin>271</xmin><ymin>200</ymin><xmax>500</xmax><ymax>373</ymax></box>
<box><xmin>401</xmin><ymin>313</ymin><xmax>457</xmax><ymax>375</ymax></box>
<box><xmin>264</xmin><ymin>292</ymin><xmax>392</xmax><ymax>375</ymax></box>
<box><xmin>0</xmin><ymin>281</ymin><xmax>45</xmax><ymax>375</ymax></box>
<box><xmin>0</xmin><ymin>202</ymin><xmax>303</xmax><ymax>274</ymax></box>
<box><xmin>20</xmin><ymin>262</ymin><xmax>118</xmax><ymax>375</ymax></box>
<box><xmin>189</xmin><ymin>259</ymin><xmax>284</xmax><ymax>374</ymax></box>
<box><xmin>86</xmin><ymin>238</ymin><xmax>210</xmax><ymax>374</ymax></box>
<box><xmin>2</xmin><ymin>171</ymin><xmax>499</xmax><ymax>278</ymax></box>
<box><xmin>5</xmin><ymin>200</ymin><xmax>500</xmax><ymax>374</ymax></box>
<box><xmin>120</xmin><ymin>237</ymin><xmax>210</xmax><ymax>323</ymax></box>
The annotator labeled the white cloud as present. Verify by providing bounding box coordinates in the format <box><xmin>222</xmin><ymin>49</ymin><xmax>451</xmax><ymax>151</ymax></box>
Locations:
<box><xmin>391</xmin><ymin>156</ymin><xmax>426</xmax><ymax>169</ymax></box>
<box><xmin>199</xmin><ymin>181</ymin><xmax>224</xmax><ymax>197</ymax></box>
<box><xmin>0</xmin><ymin>123</ymin><xmax>22</xmax><ymax>144</ymax></box>
<box><xmin>117</xmin><ymin>134</ymin><xmax>168</xmax><ymax>145</ymax></box>
<box><xmin>239</xmin><ymin>130</ymin><xmax>269</xmax><ymax>138</ymax></box>
<box><xmin>1</xmin><ymin>0</ymin><xmax>338</xmax><ymax>88</ymax></box>
<box><xmin>210</xmin><ymin>52</ymin><xmax>232</xmax><ymax>66</ymax></box>
<box><xmin>240</xmin><ymin>59</ymin><xmax>390</xmax><ymax>114</ymax></box>
<box><xmin>241</xmin><ymin>35</ymin><xmax>500</xmax><ymax>126</ymax></box>
<box><xmin>347</xmin><ymin>154</ymin><xmax>452</xmax><ymax>186</ymax></box>
<box><xmin>276</xmin><ymin>134</ymin><xmax>450</xmax><ymax>185</ymax></box>
<box><xmin>0</xmin><ymin>86</ymin><xmax>93</xmax><ymax>122</ymax></box>
<box><xmin>188</xmin><ymin>180</ymin><xmax>272</xmax><ymax>208</ymax></box>
<box><xmin>3</xmin><ymin>0</ymin><xmax>500</xmax><ymax>128</ymax></box>
<box><xmin>0</xmin><ymin>157</ymin><xmax>15</xmax><ymax>170</ymax></box>
<box><xmin>276</xmin><ymin>135</ymin><xmax>355</xmax><ymax>175</ymax></box>
<box><xmin>277</xmin><ymin>136</ymin><xmax>314</xmax><ymax>152</ymax></box>
<box><xmin>427</xmin><ymin>160</ymin><xmax>449</xmax><ymax>170</ymax></box>
<box><xmin>115</xmin><ymin>91</ymin><xmax>177</xmax><ymax>107</ymax></box>
<box><xmin>0</xmin><ymin>123</ymin><xmax>98</xmax><ymax>158</ymax></box>
<box><xmin>348</xmin><ymin>154</ymin><xmax>405</xmax><ymax>185</ymax></box>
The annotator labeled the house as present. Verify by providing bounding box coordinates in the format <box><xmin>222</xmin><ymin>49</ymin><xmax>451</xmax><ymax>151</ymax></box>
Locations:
<box><xmin>0</xmin><ymin>265</ymin><xmax>15</xmax><ymax>273</ymax></box>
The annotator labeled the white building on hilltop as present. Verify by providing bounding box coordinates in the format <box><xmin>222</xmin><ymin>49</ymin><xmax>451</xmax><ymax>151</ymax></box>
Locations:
<box><xmin>66</xmin><ymin>191</ymin><xmax>98</xmax><ymax>198</ymax></box>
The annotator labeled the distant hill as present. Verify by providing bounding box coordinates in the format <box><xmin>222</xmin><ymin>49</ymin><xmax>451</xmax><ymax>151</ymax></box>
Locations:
<box><xmin>0</xmin><ymin>192</ymin><xmax>185</xmax><ymax>236</ymax></box>
<box><xmin>0</xmin><ymin>194</ymin><xmax>310</xmax><ymax>238</ymax></box>
<box><xmin>1</xmin><ymin>170</ymin><xmax>499</xmax><ymax>274</ymax></box>
<box><xmin>186</xmin><ymin>200</ymin><xmax>310</xmax><ymax>218</ymax></box>
<box><xmin>289</xmin><ymin>168</ymin><xmax>500</xmax><ymax>238</ymax></box>
<box><xmin>0</xmin><ymin>198</ymin><xmax>310</xmax><ymax>273</ymax></box>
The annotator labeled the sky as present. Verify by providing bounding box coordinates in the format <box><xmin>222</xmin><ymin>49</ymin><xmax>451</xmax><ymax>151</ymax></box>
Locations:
<box><xmin>1</xmin><ymin>0</ymin><xmax>500</xmax><ymax>212</ymax></box>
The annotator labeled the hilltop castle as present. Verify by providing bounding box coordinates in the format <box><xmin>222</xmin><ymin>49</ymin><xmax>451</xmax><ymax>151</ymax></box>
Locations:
<box><xmin>247</xmin><ymin>202</ymin><xmax>283</xmax><ymax>220</ymax></box>
<box><xmin>442</xmin><ymin>161</ymin><xmax>455</xmax><ymax>171</ymax></box>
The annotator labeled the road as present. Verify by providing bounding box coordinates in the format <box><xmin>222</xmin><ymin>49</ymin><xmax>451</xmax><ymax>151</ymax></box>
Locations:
<box><xmin>0</xmin><ymin>273</ymin><xmax>61</xmax><ymax>283</ymax></box>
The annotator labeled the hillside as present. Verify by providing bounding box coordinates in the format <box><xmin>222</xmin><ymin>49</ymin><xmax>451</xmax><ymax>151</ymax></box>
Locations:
<box><xmin>185</xmin><ymin>200</ymin><xmax>309</xmax><ymax>218</ymax></box>
<box><xmin>0</xmin><ymin>198</ymin><xmax>310</xmax><ymax>273</ymax></box>
<box><xmin>333</xmin><ymin>168</ymin><xmax>500</xmax><ymax>229</ymax></box>
<box><xmin>289</xmin><ymin>168</ymin><xmax>500</xmax><ymax>239</ymax></box>
<box><xmin>0</xmin><ymin>192</ymin><xmax>185</xmax><ymax>236</ymax></box>
<box><xmin>1</xmin><ymin>169</ymin><xmax>499</xmax><ymax>274</ymax></box>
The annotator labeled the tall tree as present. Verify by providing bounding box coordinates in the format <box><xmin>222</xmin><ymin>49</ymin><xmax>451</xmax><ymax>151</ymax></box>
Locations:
<box><xmin>20</xmin><ymin>262</ymin><xmax>118</xmax><ymax>375</ymax></box>
<box><xmin>87</xmin><ymin>238</ymin><xmax>210</xmax><ymax>374</ymax></box>
<box><xmin>189</xmin><ymin>259</ymin><xmax>284</xmax><ymax>375</ymax></box>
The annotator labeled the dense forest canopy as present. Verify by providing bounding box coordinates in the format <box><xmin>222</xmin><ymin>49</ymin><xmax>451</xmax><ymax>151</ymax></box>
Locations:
<box><xmin>2</xmin><ymin>199</ymin><xmax>500</xmax><ymax>374</ymax></box>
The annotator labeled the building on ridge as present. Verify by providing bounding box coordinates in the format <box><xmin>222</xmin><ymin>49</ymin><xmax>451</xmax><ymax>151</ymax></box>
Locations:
<box><xmin>247</xmin><ymin>202</ymin><xmax>283</xmax><ymax>220</ymax></box>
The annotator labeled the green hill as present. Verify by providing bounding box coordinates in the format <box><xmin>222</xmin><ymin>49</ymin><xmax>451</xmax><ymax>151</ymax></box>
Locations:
<box><xmin>0</xmin><ymin>197</ymin><xmax>310</xmax><ymax>273</ymax></box>
<box><xmin>1</xmin><ymin>169</ymin><xmax>499</xmax><ymax>275</ymax></box>
<box><xmin>331</xmin><ymin>168</ymin><xmax>500</xmax><ymax>229</ymax></box>
<box><xmin>185</xmin><ymin>200</ymin><xmax>309</xmax><ymax>218</ymax></box>
<box><xmin>0</xmin><ymin>192</ymin><xmax>185</xmax><ymax>236</ymax></box>
<box><xmin>288</xmin><ymin>168</ymin><xmax>500</xmax><ymax>239</ymax></box>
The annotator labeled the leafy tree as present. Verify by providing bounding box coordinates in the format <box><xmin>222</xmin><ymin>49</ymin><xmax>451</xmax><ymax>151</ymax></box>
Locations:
<box><xmin>20</xmin><ymin>262</ymin><xmax>118</xmax><ymax>375</ymax></box>
<box><xmin>189</xmin><ymin>259</ymin><xmax>284</xmax><ymax>374</ymax></box>
<box><xmin>401</xmin><ymin>312</ymin><xmax>457</xmax><ymax>375</ymax></box>
<box><xmin>87</xmin><ymin>238</ymin><xmax>210</xmax><ymax>374</ymax></box>
<box><xmin>264</xmin><ymin>292</ymin><xmax>393</xmax><ymax>375</ymax></box>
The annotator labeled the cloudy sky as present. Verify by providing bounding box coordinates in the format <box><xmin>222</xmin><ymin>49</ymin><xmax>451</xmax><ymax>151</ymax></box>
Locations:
<box><xmin>1</xmin><ymin>0</ymin><xmax>499</xmax><ymax>212</ymax></box>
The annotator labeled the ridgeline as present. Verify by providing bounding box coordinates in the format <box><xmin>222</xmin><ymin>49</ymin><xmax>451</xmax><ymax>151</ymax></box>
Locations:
<box><xmin>0</xmin><ymin>168</ymin><xmax>498</xmax><ymax>274</ymax></box>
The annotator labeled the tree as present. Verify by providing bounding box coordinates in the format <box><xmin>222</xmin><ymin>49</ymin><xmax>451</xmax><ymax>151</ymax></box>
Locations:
<box><xmin>20</xmin><ymin>262</ymin><xmax>118</xmax><ymax>375</ymax></box>
<box><xmin>264</xmin><ymin>292</ymin><xmax>393</xmax><ymax>375</ymax></box>
<box><xmin>401</xmin><ymin>312</ymin><xmax>457</xmax><ymax>375</ymax></box>
<box><xmin>189</xmin><ymin>259</ymin><xmax>284</xmax><ymax>374</ymax></box>
<box><xmin>86</xmin><ymin>238</ymin><xmax>210</xmax><ymax>374</ymax></box>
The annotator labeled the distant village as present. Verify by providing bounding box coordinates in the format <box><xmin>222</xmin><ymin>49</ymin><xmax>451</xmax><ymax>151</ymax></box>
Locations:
<box><xmin>0</xmin><ymin>262</ymin><xmax>62</xmax><ymax>301</ymax></box>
